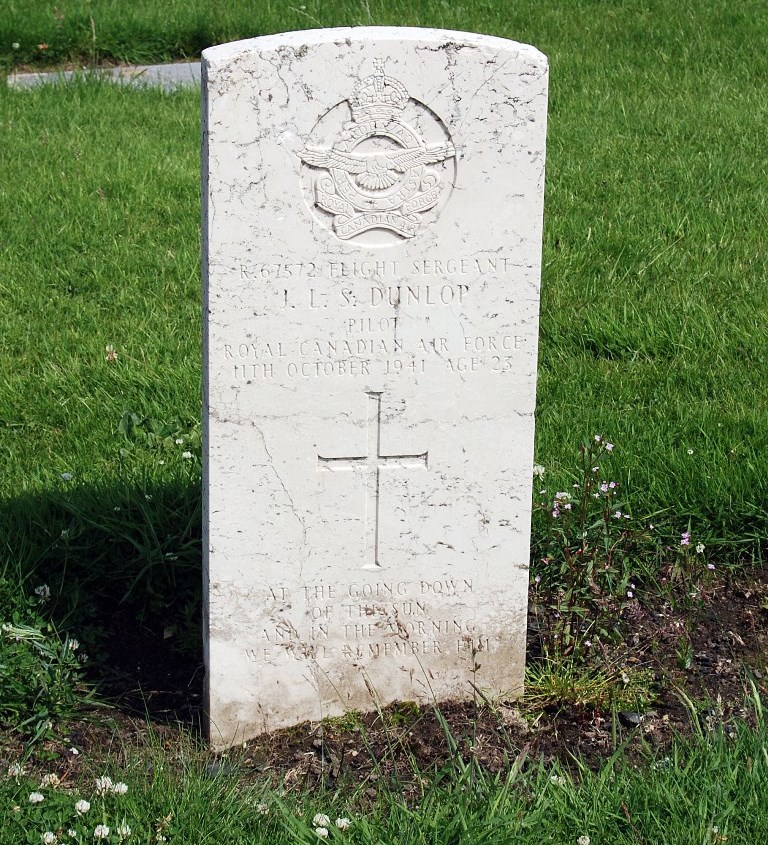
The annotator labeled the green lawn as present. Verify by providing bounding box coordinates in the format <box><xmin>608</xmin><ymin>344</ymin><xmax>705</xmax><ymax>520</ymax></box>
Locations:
<box><xmin>0</xmin><ymin>3</ymin><xmax>767</xmax><ymax>841</ymax></box>
<box><xmin>2</xmin><ymin>2</ymin><xmax>766</xmax><ymax>550</ymax></box>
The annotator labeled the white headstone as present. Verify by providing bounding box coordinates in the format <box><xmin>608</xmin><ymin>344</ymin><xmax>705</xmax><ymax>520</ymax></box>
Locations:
<box><xmin>203</xmin><ymin>27</ymin><xmax>548</xmax><ymax>748</ymax></box>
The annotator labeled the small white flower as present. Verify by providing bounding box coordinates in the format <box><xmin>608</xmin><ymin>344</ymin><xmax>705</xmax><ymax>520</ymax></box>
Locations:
<box><xmin>549</xmin><ymin>774</ymin><xmax>566</xmax><ymax>786</ymax></box>
<box><xmin>94</xmin><ymin>825</ymin><xmax>110</xmax><ymax>840</ymax></box>
<box><xmin>105</xmin><ymin>345</ymin><xmax>118</xmax><ymax>362</ymax></box>
<box><xmin>68</xmin><ymin>832</ymin><xmax>77</xmax><ymax>840</ymax></box>
<box><xmin>605</xmin><ymin>442</ymin><xmax>614</xmax><ymax>452</ymax></box>
<box><xmin>35</xmin><ymin>584</ymin><xmax>51</xmax><ymax>600</ymax></box>
<box><xmin>42</xmin><ymin>833</ymin><xmax>57</xmax><ymax>845</ymax></box>
<box><xmin>312</xmin><ymin>814</ymin><xmax>331</xmax><ymax>828</ymax></box>
<box><xmin>175</xmin><ymin>438</ymin><xmax>184</xmax><ymax>445</ymax></box>
<box><xmin>61</xmin><ymin>472</ymin><xmax>74</xmax><ymax>481</ymax></box>
<box><xmin>76</xmin><ymin>799</ymin><xmax>91</xmax><ymax>814</ymax></box>
<box><xmin>111</xmin><ymin>781</ymin><xmax>128</xmax><ymax>795</ymax></box>
<box><xmin>335</xmin><ymin>817</ymin><xmax>351</xmax><ymax>830</ymax></box>
<box><xmin>68</xmin><ymin>638</ymin><xmax>80</xmax><ymax>651</ymax></box>
<box><xmin>578</xmin><ymin>836</ymin><xmax>591</xmax><ymax>845</ymax></box>
<box><xmin>687</xmin><ymin>448</ymin><xmax>694</xmax><ymax>455</ymax></box>
<box><xmin>8</xmin><ymin>762</ymin><xmax>23</xmax><ymax>777</ymax></box>
<box><xmin>696</xmin><ymin>543</ymin><xmax>705</xmax><ymax>554</ymax></box>
<box><xmin>181</xmin><ymin>451</ymin><xmax>193</xmax><ymax>460</ymax></box>
<box><xmin>94</xmin><ymin>776</ymin><xmax>113</xmax><ymax>795</ymax></box>
<box><xmin>315</xmin><ymin>829</ymin><xmax>329</xmax><ymax>840</ymax></box>
<box><xmin>41</xmin><ymin>773</ymin><xmax>60</xmax><ymax>787</ymax></box>
<box><xmin>29</xmin><ymin>791</ymin><xmax>45</xmax><ymax>804</ymax></box>
<box><xmin>532</xmin><ymin>463</ymin><xmax>545</xmax><ymax>478</ymax></box>
<box><xmin>117</xmin><ymin>824</ymin><xmax>131</xmax><ymax>838</ymax></box>
<box><xmin>594</xmin><ymin>434</ymin><xmax>602</xmax><ymax>443</ymax></box>
<box><xmin>12</xmin><ymin>42</ymin><xmax>20</xmax><ymax>49</ymax></box>
<box><xmin>256</xmin><ymin>802</ymin><xmax>269</xmax><ymax>815</ymax></box>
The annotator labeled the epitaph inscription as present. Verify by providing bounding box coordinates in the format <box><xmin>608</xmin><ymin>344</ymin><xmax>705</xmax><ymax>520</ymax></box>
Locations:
<box><xmin>203</xmin><ymin>27</ymin><xmax>548</xmax><ymax>748</ymax></box>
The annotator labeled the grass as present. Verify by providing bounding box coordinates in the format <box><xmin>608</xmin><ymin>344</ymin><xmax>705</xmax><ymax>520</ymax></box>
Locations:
<box><xmin>1</xmin><ymin>0</ymin><xmax>627</xmax><ymax>70</ymax></box>
<box><xmin>2</xmin><ymin>695</ymin><xmax>768</xmax><ymax>844</ymax></box>
<box><xmin>1</xmin><ymin>3</ymin><xmax>766</xmax><ymax>558</ymax></box>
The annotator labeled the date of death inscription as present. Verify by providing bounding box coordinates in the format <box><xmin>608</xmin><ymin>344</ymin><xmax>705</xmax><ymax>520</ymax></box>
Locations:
<box><xmin>225</xmin><ymin>331</ymin><xmax>527</xmax><ymax>380</ymax></box>
<box><xmin>242</xmin><ymin>579</ymin><xmax>495</xmax><ymax>665</ymax></box>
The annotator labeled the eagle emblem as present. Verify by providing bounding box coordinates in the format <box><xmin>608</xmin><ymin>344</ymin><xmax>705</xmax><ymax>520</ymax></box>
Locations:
<box><xmin>300</xmin><ymin>60</ymin><xmax>456</xmax><ymax>241</ymax></box>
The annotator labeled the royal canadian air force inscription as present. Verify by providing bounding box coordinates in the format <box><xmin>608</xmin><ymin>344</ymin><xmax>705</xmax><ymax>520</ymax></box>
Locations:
<box><xmin>299</xmin><ymin>60</ymin><xmax>456</xmax><ymax>245</ymax></box>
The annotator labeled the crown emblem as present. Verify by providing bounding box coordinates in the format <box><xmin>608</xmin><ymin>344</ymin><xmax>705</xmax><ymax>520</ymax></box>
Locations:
<box><xmin>349</xmin><ymin>59</ymin><xmax>408</xmax><ymax>122</ymax></box>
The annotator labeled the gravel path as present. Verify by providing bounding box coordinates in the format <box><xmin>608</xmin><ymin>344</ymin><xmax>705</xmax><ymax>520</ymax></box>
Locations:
<box><xmin>8</xmin><ymin>61</ymin><xmax>201</xmax><ymax>90</ymax></box>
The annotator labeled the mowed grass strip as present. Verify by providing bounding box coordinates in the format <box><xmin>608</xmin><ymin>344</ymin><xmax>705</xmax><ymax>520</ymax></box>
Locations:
<box><xmin>0</xmin><ymin>1</ymin><xmax>766</xmax><ymax>555</ymax></box>
<box><xmin>1</xmin><ymin>704</ymin><xmax>767</xmax><ymax>845</ymax></box>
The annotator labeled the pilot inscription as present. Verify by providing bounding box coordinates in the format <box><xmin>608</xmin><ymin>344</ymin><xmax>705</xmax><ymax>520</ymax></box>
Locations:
<box><xmin>300</xmin><ymin>60</ymin><xmax>456</xmax><ymax>244</ymax></box>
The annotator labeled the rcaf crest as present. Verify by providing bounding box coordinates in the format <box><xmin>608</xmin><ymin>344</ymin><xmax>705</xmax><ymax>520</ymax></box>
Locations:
<box><xmin>300</xmin><ymin>60</ymin><xmax>456</xmax><ymax>243</ymax></box>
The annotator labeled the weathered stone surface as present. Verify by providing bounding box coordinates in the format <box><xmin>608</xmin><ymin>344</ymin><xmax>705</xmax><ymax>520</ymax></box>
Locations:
<box><xmin>203</xmin><ymin>27</ymin><xmax>548</xmax><ymax>749</ymax></box>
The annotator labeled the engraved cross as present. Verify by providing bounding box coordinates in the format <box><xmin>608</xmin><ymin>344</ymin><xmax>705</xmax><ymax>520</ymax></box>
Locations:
<box><xmin>318</xmin><ymin>391</ymin><xmax>428</xmax><ymax>571</ymax></box>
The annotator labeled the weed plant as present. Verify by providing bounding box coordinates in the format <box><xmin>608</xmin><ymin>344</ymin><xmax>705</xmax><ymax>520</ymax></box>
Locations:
<box><xmin>527</xmin><ymin>436</ymin><xmax>723</xmax><ymax>709</ymax></box>
<box><xmin>0</xmin><ymin>579</ymin><xmax>89</xmax><ymax>742</ymax></box>
<box><xmin>531</xmin><ymin>436</ymin><xmax>638</xmax><ymax>661</ymax></box>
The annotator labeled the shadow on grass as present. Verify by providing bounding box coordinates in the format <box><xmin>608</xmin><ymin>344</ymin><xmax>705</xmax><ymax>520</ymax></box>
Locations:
<box><xmin>0</xmin><ymin>477</ymin><xmax>204</xmax><ymax>731</ymax></box>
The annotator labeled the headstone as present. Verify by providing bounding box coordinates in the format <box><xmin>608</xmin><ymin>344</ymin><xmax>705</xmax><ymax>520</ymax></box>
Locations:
<box><xmin>203</xmin><ymin>27</ymin><xmax>548</xmax><ymax>749</ymax></box>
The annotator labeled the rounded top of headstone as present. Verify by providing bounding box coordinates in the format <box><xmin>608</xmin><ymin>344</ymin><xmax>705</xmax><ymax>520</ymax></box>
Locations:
<box><xmin>202</xmin><ymin>26</ymin><xmax>548</xmax><ymax>72</ymax></box>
